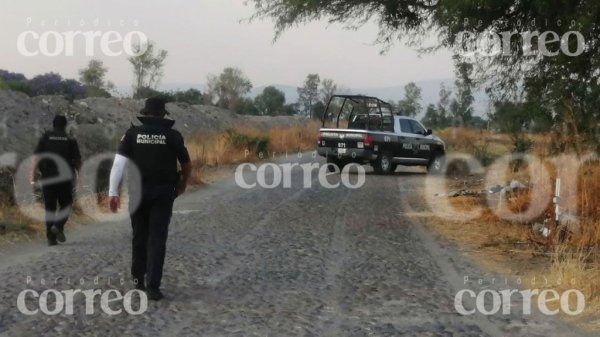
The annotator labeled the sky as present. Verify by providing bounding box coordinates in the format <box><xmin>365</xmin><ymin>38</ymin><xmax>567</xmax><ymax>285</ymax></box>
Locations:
<box><xmin>0</xmin><ymin>0</ymin><xmax>455</xmax><ymax>90</ymax></box>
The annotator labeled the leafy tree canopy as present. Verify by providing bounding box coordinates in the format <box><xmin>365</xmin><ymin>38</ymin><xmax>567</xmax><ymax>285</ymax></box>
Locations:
<box><xmin>255</xmin><ymin>86</ymin><xmax>286</xmax><ymax>115</ymax></box>
<box><xmin>249</xmin><ymin>0</ymin><xmax>600</xmax><ymax>138</ymax></box>
<box><xmin>207</xmin><ymin>67</ymin><xmax>253</xmax><ymax>112</ymax></box>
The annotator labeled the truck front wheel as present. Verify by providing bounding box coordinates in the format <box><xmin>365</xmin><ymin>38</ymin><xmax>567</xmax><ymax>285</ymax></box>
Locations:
<box><xmin>427</xmin><ymin>153</ymin><xmax>445</xmax><ymax>174</ymax></box>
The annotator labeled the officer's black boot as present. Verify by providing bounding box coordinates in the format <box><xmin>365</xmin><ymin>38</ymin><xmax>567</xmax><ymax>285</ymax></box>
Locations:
<box><xmin>51</xmin><ymin>225</ymin><xmax>66</xmax><ymax>243</ymax></box>
<box><xmin>146</xmin><ymin>288</ymin><xmax>164</xmax><ymax>301</ymax></box>
<box><xmin>46</xmin><ymin>223</ymin><xmax>57</xmax><ymax>246</ymax></box>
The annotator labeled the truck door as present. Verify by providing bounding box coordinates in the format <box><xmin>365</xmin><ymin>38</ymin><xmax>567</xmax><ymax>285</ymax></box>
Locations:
<box><xmin>408</xmin><ymin>120</ymin><xmax>432</xmax><ymax>160</ymax></box>
<box><xmin>397</xmin><ymin>118</ymin><xmax>420</xmax><ymax>158</ymax></box>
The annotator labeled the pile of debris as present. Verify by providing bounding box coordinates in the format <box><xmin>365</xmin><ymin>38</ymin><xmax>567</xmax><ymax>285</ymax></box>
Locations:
<box><xmin>531</xmin><ymin>213</ymin><xmax>580</xmax><ymax>242</ymax></box>
<box><xmin>436</xmin><ymin>179</ymin><xmax>528</xmax><ymax>198</ymax></box>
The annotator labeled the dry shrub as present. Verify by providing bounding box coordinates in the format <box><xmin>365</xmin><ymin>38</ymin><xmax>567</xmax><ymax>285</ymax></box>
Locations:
<box><xmin>267</xmin><ymin>121</ymin><xmax>321</xmax><ymax>154</ymax></box>
<box><xmin>547</xmin><ymin>245</ymin><xmax>600</xmax><ymax>325</ymax></box>
<box><xmin>0</xmin><ymin>203</ymin><xmax>43</xmax><ymax>243</ymax></box>
<box><xmin>579</xmin><ymin>162</ymin><xmax>600</xmax><ymax>221</ymax></box>
<box><xmin>438</xmin><ymin>128</ymin><xmax>510</xmax><ymax>153</ymax></box>
<box><xmin>438</xmin><ymin>128</ymin><xmax>509</xmax><ymax>167</ymax></box>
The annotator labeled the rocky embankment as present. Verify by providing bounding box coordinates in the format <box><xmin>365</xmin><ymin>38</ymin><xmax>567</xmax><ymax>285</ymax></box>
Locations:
<box><xmin>0</xmin><ymin>90</ymin><xmax>305</xmax><ymax>159</ymax></box>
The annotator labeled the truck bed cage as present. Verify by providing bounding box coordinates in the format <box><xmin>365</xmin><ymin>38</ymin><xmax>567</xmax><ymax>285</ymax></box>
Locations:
<box><xmin>322</xmin><ymin>95</ymin><xmax>394</xmax><ymax>132</ymax></box>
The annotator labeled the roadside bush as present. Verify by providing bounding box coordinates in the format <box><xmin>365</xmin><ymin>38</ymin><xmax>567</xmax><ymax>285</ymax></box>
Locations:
<box><xmin>512</xmin><ymin>135</ymin><xmax>534</xmax><ymax>153</ymax></box>
<box><xmin>472</xmin><ymin>141</ymin><xmax>497</xmax><ymax>167</ymax></box>
<box><xmin>134</xmin><ymin>87</ymin><xmax>175</xmax><ymax>101</ymax></box>
<box><xmin>0</xmin><ymin>70</ymin><xmax>27</xmax><ymax>83</ymax></box>
<box><xmin>172</xmin><ymin>88</ymin><xmax>204</xmax><ymax>105</ymax></box>
<box><xmin>0</xmin><ymin>78</ymin><xmax>32</xmax><ymax>96</ymax></box>
<box><xmin>28</xmin><ymin>73</ymin><xmax>86</xmax><ymax>99</ymax></box>
<box><xmin>445</xmin><ymin>159</ymin><xmax>472</xmax><ymax>176</ymax></box>
<box><xmin>0</xmin><ymin>69</ymin><xmax>86</xmax><ymax>99</ymax></box>
<box><xmin>6</xmin><ymin>81</ymin><xmax>33</xmax><ymax>95</ymax></box>
<box><xmin>509</xmin><ymin>135</ymin><xmax>534</xmax><ymax>171</ymax></box>
<box><xmin>225</xmin><ymin>128</ymin><xmax>269</xmax><ymax>155</ymax></box>
<box><xmin>85</xmin><ymin>86</ymin><xmax>112</xmax><ymax>98</ymax></box>
<box><xmin>61</xmin><ymin>79</ymin><xmax>87</xmax><ymax>100</ymax></box>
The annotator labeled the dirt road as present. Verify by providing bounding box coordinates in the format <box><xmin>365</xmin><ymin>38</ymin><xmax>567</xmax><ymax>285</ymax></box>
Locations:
<box><xmin>0</xmin><ymin>155</ymin><xmax>591</xmax><ymax>337</ymax></box>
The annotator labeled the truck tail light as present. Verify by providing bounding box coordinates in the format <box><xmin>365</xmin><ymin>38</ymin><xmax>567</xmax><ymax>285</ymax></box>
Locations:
<box><xmin>317</xmin><ymin>134</ymin><xmax>322</xmax><ymax>145</ymax></box>
<box><xmin>364</xmin><ymin>134</ymin><xmax>373</xmax><ymax>147</ymax></box>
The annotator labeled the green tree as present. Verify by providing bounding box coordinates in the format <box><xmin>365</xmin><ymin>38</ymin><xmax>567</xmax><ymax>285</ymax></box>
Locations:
<box><xmin>489</xmin><ymin>101</ymin><xmax>532</xmax><ymax>134</ymax></box>
<box><xmin>397</xmin><ymin>82</ymin><xmax>422</xmax><ymax>117</ymax></box>
<box><xmin>79</xmin><ymin>60</ymin><xmax>106</xmax><ymax>88</ymax></box>
<box><xmin>469</xmin><ymin>116</ymin><xmax>487</xmax><ymax>130</ymax></box>
<box><xmin>206</xmin><ymin>67</ymin><xmax>253</xmax><ymax>112</ymax></box>
<box><xmin>255</xmin><ymin>86</ymin><xmax>286</xmax><ymax>115</ymax></box>
<box><xmin>236</xmin><ymin>97</ymin><xmax>260</xmax><ymax>115</ymax></box>
<box><xmin>172</xmin><ymin>88</ymin><xmax>204</xmax><ymax>105</ymax></box>
<box><xmin>311</xmin><ymin>101</ymin><xmax>327</xmax><ymax>120</ymax></box>
<box><xmin>320</xmin><ymin>78</ymin><xmax>337</xmax><ymax>105</ymax></box>
<box><xmin>134</xmin><ymin>87</ymin><xmax>176</xmax><ymax>102</ymax></box>
<box><xmin>128</xmin><ymin>41</ymin><xmax>168</xmax><ymax>98</ymax></box>
<box><xmin>79</xmin><ymin>59</ymin><xmax>114</xmax><ymax>97</ymax></box>
<box><xmin>297</xmin><ymin>73</ymin><xmax>320</xmax><ymax>118</ymax></box>
<box><xmin>436</xmin><ymin>83</ymin><xmax>452</xmax><ymax>128</ymax></box>
<box><xmin>282</xmin><ymin>103</ymin><xmax>299</xmax><ymax>116</ymax></box>
<box><xmin>421</xmin><ymin>104</ymin><xmax>440</xmax><ymax>129</ymax></box>
<box><xmin>449</xmin><ymin>59</ymin><xmax>474</xmax><ymax>127</ymax></box>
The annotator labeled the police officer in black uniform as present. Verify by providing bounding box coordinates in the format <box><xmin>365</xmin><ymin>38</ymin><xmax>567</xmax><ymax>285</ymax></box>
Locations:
<box><xmin>31</xmin><ymin>115</ymin><xmax>81</xmax><ymax>246</ymax></box>
<box><xmin>108</xmin><ymin>97</ymin><xmax>191</xmax><ymax>301</ymax></box>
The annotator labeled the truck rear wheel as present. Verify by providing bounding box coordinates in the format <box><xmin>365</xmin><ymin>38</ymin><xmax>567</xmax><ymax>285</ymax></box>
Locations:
<box><xmin>374</xmin><ymin>152</ymin><xmax>394</xmax><ymax>175</ymax></box>
<box><xmin>326</xmin><ymin>157</ymin><xmax>346</xmax><ymax>173</ymax></box>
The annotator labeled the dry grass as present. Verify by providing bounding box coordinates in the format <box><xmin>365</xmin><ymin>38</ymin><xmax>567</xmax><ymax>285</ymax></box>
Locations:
<box><xmin>425</xmin><ymin>127</ymin><xmax>600</xmax><ymax>330</ymax></box>
<box><xmin>0</xmin><ymin>204</ymin><xmax>42</xmax><ymax>243</ymax></box>
<box><xmin>186</xmin><ymin>121</ymin><xmax>320</xmax><ymax>184</ymax></box>
<box><xmin>439</xmin><ymin>128</ymin><xmax>510</xmax><ymax>153</ymax></box>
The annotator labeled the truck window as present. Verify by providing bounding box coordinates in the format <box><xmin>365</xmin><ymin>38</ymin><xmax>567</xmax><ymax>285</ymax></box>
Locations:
<box><xmin>399</xmin><ymin>119</ymin><xmax>412</xmax><ymax>133</ymax></box>
<box><xmin>409</xmin><ymin>120</ymin><xmax>426</xmax><ymax>135</ymax></box>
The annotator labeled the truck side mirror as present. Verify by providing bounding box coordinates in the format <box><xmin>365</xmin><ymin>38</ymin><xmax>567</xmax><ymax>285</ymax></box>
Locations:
<box><xmin>426</xmin><ymin>129</ymin><xmax>433</xmax><ymax>136</ymax></box>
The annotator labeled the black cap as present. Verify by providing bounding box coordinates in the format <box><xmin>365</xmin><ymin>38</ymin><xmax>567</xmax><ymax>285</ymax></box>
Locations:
<box><xmin>53</xmin><ymin>115</ymin><xmax>67</xmax><ymax>129</ymax></box>
<box><xmin>140</xmin><ymin>97</ymin><xmax>170</xmax><ymax>116</ymax></box>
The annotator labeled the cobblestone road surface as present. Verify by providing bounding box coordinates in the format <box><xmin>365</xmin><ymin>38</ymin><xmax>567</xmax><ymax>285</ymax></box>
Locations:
<box><xmin>0</xmin><ymin>156</ymin><xmax>591</xmax><ymax>337</ymax></box>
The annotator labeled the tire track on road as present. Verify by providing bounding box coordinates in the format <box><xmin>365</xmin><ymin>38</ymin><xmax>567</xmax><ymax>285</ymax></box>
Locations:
<box><xmin>315</xmin><ymin>185</ymin><xmax>352</xmax><ymax>337</ymax></box>
<box><xmin>200</xmin><ymin>185</ymin><xmax>312</xmax><ymax>288</ymax></box>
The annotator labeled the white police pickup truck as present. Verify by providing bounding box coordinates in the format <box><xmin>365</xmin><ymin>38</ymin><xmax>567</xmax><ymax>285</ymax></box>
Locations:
<box><xmin>316</xmin><ymin>95</ymin><xmax>446</xmax><ymax>174</ymax></box>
